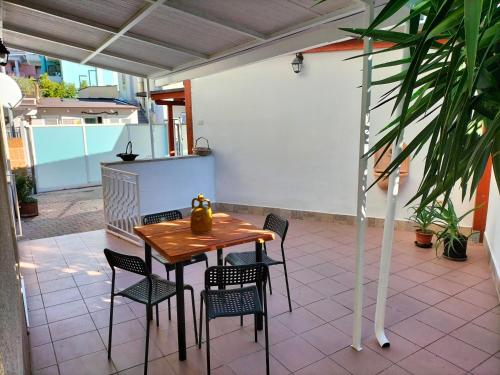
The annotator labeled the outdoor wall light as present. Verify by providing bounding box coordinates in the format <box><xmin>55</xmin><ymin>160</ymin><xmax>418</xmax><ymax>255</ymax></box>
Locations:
<box><xmin>0</xmin><ymin>38</ymin><xmax>10</xmax><ymax>66</ymax></box>
<box><xmin>291</xmin><ymin>53</ymin><xmax>304</xmax><ymax>74</ymax></box>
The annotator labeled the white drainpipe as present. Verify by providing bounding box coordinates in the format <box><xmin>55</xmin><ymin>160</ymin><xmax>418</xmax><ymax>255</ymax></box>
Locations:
<box><xmin>352</xmin><ymin>0</ymin><xmax>374</xmax><ymax>352</ymax></box>
<box><xmin>374</xmin><ymin>19</ymin><xmax>411</xmax><ymax>348</ymax></box>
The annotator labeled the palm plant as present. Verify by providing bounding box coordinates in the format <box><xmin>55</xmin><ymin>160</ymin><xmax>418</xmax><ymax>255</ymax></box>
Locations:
<box><xmin>408</xmin><ymin>203</ymin><xmax>437</xmax><ymax>233</ymax></box>
<box><xmin>341</xmin><ymin>0</ymin><xmax>499</xmax><ymax>210</ymax></box>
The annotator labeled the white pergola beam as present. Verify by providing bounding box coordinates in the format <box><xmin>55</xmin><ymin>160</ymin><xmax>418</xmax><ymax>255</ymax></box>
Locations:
<box><xmin>81</xmin><ymin>0</ymin><xmax>165</xmax><ymax>65</ymax></box>
<box><xmin>155</xmin><ymin>0</ymin><xmax>268</xmax><ymax>41</ymax></box>
<box><xmin>3</xmin><ymin>0</ymin><xmax>208</xmax><ymax>59</ymax></box>
<box><xmin>3</xmin><ymin>25</ymin><xmax>173</xmax><ymax>71</ymax></box>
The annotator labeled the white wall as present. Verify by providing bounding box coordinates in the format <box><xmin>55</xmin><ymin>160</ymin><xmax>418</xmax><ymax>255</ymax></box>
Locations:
<box><xmin>485</xmin><ymin>176</ymin><xmax>499</xmax><ymax>279</ymax></box>
<box><xmin>191</xmin><ymin>50</ymin><xmax>475</xmax><ymax>225</ymax></box>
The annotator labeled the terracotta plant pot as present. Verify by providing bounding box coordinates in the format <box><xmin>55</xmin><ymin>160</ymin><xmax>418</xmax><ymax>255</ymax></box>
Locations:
<box><xmin>443</xmin><ymin>235</ymin><xmax>468</xmax><ymax>261</ymax></box>
<box><xmin>415</xmin><ymin>229</ymin><xmax>433</xmax><ymax>247</ymax></box>
<box><xmin>20</xmin><ymin>201</ymin><xmax>39</xmax><ymax>218</ymax></box>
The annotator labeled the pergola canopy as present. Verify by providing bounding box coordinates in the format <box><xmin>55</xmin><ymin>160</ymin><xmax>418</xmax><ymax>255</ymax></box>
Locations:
<box><xmin>1</xmin><ymin>0</ymin><xmax>388</xmax><ymax>84</ymax></box>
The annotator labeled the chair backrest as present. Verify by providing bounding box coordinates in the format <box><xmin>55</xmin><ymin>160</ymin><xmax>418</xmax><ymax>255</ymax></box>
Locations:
<box><xmin>142</xmin><ymin>210</ymin><xmax>182</xmax><ymax>225</ymax></box>
<box><xmin>204</xmin><ymin>264</ymin><xmax>268</xmax><ymax>289</ymax></box>
<box><xmin>104</xmin><ymin>248</ymin><xmax>148</xmax><ymax>276</ymax></box>
<box><xmin>264</xmin><ymin>213</ymin><xmax>289</xmax><ymax>241</ymax></box>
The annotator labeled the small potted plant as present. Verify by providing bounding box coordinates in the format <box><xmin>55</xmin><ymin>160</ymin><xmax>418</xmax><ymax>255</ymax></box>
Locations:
<box><xmin>434</xmin><ymin>201</ymin><xmax>476</xmax><ymax>261</ymax></box>
<box><xmin>408</xmin><ymin>203</ymin><xmax>437</xmax><ymax>248</ymax></box>
<box><xmin>15</xmin><ymin>174</ymin><xmax>39</xmax><ymax>218</ymax></box>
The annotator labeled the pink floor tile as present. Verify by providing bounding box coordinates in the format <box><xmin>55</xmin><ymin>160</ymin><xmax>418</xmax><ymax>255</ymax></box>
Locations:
<box><xmin>301</xmin><ymin>323</ymin><xmax>351</xmax><ymax>355</ymax></box>
<box><xmin>413</xmin><ymin>307</ymin><xmax>467</xmax><ymax>333</ymax></box>
<box><xmin>31</xmin><ymin>342</ymin><xmax>57</xmax><ymax>370</ymax></box>
<box><xmin>58</xmin><ymin>349</ymin><xmax>116</xmax><ymax>375</ymax></box>
<box><xmin>45</xmin><ymin>299</ymin><xmax>89</xmax><ymax>323</ymax></box>
<box><xmin>270</xmin><ymin>336</ymin><xmax>325</xmax><ymax>372</ymax></box>
<box><xmin>436</xmin><ymin>297</ymin><xmax>487</xmax><ymax>321</ymax></box>
<box><xmin>305</xmin><ymin>298</ymin><xmax>351</xmax><ymax>322</ymax></box>
<box><xmin>49</xmin><ymin>314</ymin><xmax>96</xmax><ymax>341</ymax></box>
<box><xmin>53</xmin><ymin>330</ymin><xmax>105</xmax><ymax>363</ymax></box>
<box><xmin>398</xmin><ymin>349</ymin><xmax>466</xmax><ymax>375</ymax></box>
<box><xmin>451</xmin><ymin>323</ymin><xmax>500</xmax><ymax>355</ymax></box>
<box><xmin>330</xmin><ymin>346</ymin><xmax>392</xmax><ymax>375</ymax></box>
<box><xmin>426</xmin><ymin>335</ymin><xmax>490</xmax><ymax>371</ymax></box>
<box><xmin>473</xmin><ymin>311</ymin><xmax>500</xmax><ymax>335</ymax></box>
<box><xmin>227</xmin><ymin>350</ymin><xmax>289</xmax><ymax>375</ymax></box>
<box><xmin>389</xmin><ymin>318</ymin><xmax>445</xmax><ymax>347</ymax></box>
<box><xmin>294</xmin><ymin>357</ymin><xmax>349</xmax><ymax>375</ymax></box>
<box><xmin>276</xmin><ymin>308</ymin><xmax>325</xmax><ymax>334</ymax></box>
<box><xmin>403</xmin><ymin>284</ymin><xmax>449</xmax><ymax>305</ymax></box>
<box><xmin>470</xmin><ymin>355</ymin><xmax>500</xmax><ymax>375</ymax></box>
<box><xmin>29</xmin><ymin>325</ymin><xmax>52</xmax><ymax>348</ymax></box>
<box><xmin>363</xmin><ymin>332</ymin><xmax>420</xmax><ymax>362</ymax></box>
<box><xmin>454</xmin><ymin>288</ymin><xmax>500</xmax><ymax>310</ymax></box>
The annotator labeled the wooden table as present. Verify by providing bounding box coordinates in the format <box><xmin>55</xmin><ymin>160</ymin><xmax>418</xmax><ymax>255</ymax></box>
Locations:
<box><xmin>134</xmin><ymin>213</ymin><xmax>275</xmax><ymax>361</ymax></box>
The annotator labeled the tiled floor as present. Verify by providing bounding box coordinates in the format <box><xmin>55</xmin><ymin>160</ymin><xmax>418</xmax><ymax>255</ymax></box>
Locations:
<box><xmin>19</xmin><ymin>214</ymin><xmax>499</xmax><ymax>374</ymax></box>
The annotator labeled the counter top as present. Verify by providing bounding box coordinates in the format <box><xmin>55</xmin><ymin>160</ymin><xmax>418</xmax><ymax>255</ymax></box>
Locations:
<box><xmin>101</xmin><ymin>154</ymin><xmax>207</xmax><ymax>166</ymax></box>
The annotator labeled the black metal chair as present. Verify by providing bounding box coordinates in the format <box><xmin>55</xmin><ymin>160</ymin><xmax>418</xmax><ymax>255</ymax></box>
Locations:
<box><xmin>143</xmin><ymin>210</ymin><xmax>209</xmax><ymax>320</ymax></box>
<box><xmin>104</xmin><ymin>248</ymin><xmax>198</xmax><ymax>375</ymax></box>
<box><xmin>198</xmin><ymin>264</ymin><xmax>270</xmax><ymax>375</ymax></box>
<box><xmin>225</xmin><ymin>213</ymin><xmax>291</xmax><ymax>312</ymax></box>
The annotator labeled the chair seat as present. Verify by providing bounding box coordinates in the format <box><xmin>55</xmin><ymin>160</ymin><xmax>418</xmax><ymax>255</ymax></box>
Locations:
<box><xmin>202</xmin><ymin>286</ymin><xmax>263</xmax><ymax>320</ymax></box>
<box><xmin>117</xmin><ymin>274</ymin><xmax>178</xmax><ymax>305</ymax></box>
<box><xmin>225</xmin><ymin>251</ymin><xmax>281</xmax><ymax>267</ymax></box>
<box><xmin>153</xmin><ymin>251</ymin><xmax>208</xmax><ymax>271</ymax></box>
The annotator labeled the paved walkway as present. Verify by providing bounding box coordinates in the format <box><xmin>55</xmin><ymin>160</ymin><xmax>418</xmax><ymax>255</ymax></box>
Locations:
<box><xmin>20</xmin><ymin>187</ymin><xmax>105</xmax><ymax>240</ymax></box>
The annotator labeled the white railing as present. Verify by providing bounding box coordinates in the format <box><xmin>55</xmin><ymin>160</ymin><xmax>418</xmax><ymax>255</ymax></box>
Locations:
<box><xmin>101</xmin><ymin>166</ymin><xmax>141</xmax><ymax>244</ymax></box>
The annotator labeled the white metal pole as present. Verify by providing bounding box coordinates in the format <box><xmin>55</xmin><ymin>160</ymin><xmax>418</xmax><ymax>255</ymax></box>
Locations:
<box><xmin>352</xmin><ymin>0</ymin><xmax>374</xmax><ymax>352</ymax></box>
<box><xmin>374</xmin><ymin>20</ymin><xmax>411</xmax><ymax>348</ymax></box>
<box><xmin>145</xmin><ymin>78</ymin><xmax>155</xmax><ymax>159</ymax></box>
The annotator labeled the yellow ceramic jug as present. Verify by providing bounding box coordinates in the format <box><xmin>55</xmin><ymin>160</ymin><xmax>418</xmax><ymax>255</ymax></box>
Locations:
<box><xmin>191</xmin><ymin>194</ymin><xmax>213</xmax><ymax>234</ymax></box>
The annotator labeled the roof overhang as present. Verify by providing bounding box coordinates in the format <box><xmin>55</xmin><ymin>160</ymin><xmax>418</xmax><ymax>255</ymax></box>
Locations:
<box><xmin>0</xmin><ymin>0</ymin><xmax>395</xmax><ymax>84</ymax></box>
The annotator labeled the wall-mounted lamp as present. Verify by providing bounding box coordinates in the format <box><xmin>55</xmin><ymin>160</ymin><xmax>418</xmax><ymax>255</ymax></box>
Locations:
<box><xmin>0</xmin><ymin>38</ymin><xmax>11</xmax><ymax>67</ymax></box>
<box><xmin>291</xmin><ymin>53</ymin><xmax>304</xmax><ymax>74</ymax></box>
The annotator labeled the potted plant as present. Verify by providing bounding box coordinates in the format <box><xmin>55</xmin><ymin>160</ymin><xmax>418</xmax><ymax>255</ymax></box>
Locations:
<box><xmin>408</xmin><ymin>203</ymin><xmax>437</xmax><ymax>248</ymax></box>
<box><xmin>434</xmin><ymin>201</ymin><xmax>476</xmax><ymax>261</ymax></box>
<box><xmin>15</xmin><ymin>174</ymin><xmax>39</xmax><ymax>218</ymax></box>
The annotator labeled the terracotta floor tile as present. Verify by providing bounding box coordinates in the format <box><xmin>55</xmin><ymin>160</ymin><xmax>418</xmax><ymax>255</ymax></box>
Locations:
<box><xmin>98</xmin><ymin>319</ymin><xmax>147</xmax><ymax>348</ymax></box>
<box><xmin>28</xmin><ymin>295</ymin><xmax>44</xmax><ymax>311</ymax></box>
<box><xmin>310</xmin><ymin>262</ymin><xmax>345</xmax><ymax>277</ymax></box>
<box><xmin>414</xmin><ymin>261</ymin><xmax>451</xmax><ymax>276</ymax></box>
<box><xmin>166</xmin><ymin>344</ymin><xmax>224</xmax><ymax>375</ymax></box>
<box><xmin>293</xmin><ymin>254</ymin><xmax>325</xmax><ymax>268</ymax></box>
<box><xmin>398</xmin><ymin>349</ymin><xmax>466</xmax><ymax>375</ymax></box>
<box><xmin>396</xmin><ymin>268</ymin><xmax>436</xmax><ymax>283</ymax></box>
<box><xmin>227</xmin><ymin>350</ymin><xmax>290</xmax><ymax>375</ymax></box>
<box><xmin>289</xmin><ymin>269</ymin><xmax>325</xmax><ymax>284</ymax></box>
<box><xmin>209</xmin><ymin>329</ymin><xmax>262</xmax><ymax>364</ymax></box>
<box><xmin>118</xmin><ymin>357</ymin><xmax>177</xmax><ymax>375</ymax></box>
<box><xmin>37</xmin><ymin>269</ymin><xmax>74</xmax><ymax>283</ymax></box>
<box><xmin>29</xmin><ymin>325</ymin><xmax>52</xmax><ymax>348</ymax></box>
<box><xmin>110</xmin><ymin>337</ymin><xmax>163</xmax><ymax>372</ymax></box>
<box><xmin>45</xmin><ymin>300</ymin><xmax>88</xmax><ymax>323</ymax></box>
<box><xmin>49</xmin><ymin>314</ymin><xmax>96</xmax><ymax>341</ymax></box>
<box><xmin>330</xmin><ymin>345</ymin><xmax>392</xmax><ymax>375</ymax></box>
<box><xmin>470</xmin><ymin>355</ymin><xmax>500</xmax><ymax>375</ymax></box>
<box><xmin>42</xmin><ymin>287</ymin><xmax>82</xmax><ymax>308</ymax></box>
<box><xmin>413</xmin><ymin>307</ymin><xmax>467</xmax><ymax>333</ymax></box>
<box><xmin>305</xmin><ymin>299</ymin><xmax>351</xmax><ymax>322</ymax></box>
<box><xmin>78</xmin><ymin>280</ymin><xmax>112</xmax><ymax>299</ymax></box>
<box><xmin>270</xmin><ymin>336</ymin><xmax>325</xmax><ymax>372</ymax></box>
<box><xmin>29</xmin><ymin>308</ymin><xmax>48</xmax><ymax>327</ymax></box>
<box><xmin>39</xmin><ymin>277</ymin><xmax>77</xmax><ymax>294</ymax></box>
<box><xmin>386</xmin><ymin>293</ymin><xmax>430</xmax><ymax>316</ymax></box>
<box><xmin>403</xmin><ymin>284</ymin><xmax>449</xmax><ymax>305</ymax></box>
<box><xmin>301</xmin><ymin>323</ymin><xmax>350</xmax><ymax>355</ymax></box>
<box><xmin>330</xmin><ymin>313</ymin><xmax>374</xmax><ymax>339</ymax></box>
<box><xmin>276</xmin><ymin>308</ymin><xmax>324</xmax><ymax>334</ymax></box>
<box><xmin>32</xmin><ymin>364</ymin><xmax>59</xmax><ymax>375</ymax></box>
<box><xmin>377</xmin><ymin>364</ymin><xmax>412</xmax><ymax>375</ymax></box>
<box><xmin>441</xmin><ymin>270</ymin><xmax>483</xmax><ymax>287</ymax></box>
<box><xmin>363</xmin><ymin>332</ymin><xmax>420</xmax><ymax>362</ymax></box>
<box><xmin>289</xmin><ymin>285</ymin><xmax>324</xmax><ymax>307</ymax></box>
<box><xmin>294</xmin><ymin>357</ymin><xmax>349</xmax><ymax>375</ymax></box>
<box><xmin>451</xmin><ymin>323</ymin><xmax>500</xmax><ymax>354</ymax></box>
<box><xmin>426</xmin><ymin>335</ymin><xmax>490</xmax><ymax>371</ymax></box>
<box><xmin>387</xmin><ymin>274</ymin><xmax>418</xmax><ymax>292</ymax></box>
<box><xmin>307</xmin><ymin>278</ymin><xmax>350</xmax><ymax>297</ymax></box>
<box><xmin>454</xmin><ymin>288</ymin><xmax>499</xmax><ymax>310</ymax></box>
<box><xmin>473</xmin><ymin>311</ymin><xmax>500</xmax><ymax>335</ymax></box>
<box><xmin>73</xmin><ymin>271</ymin><xmax>109</xmax><ymax>286</ymax></box>
<box><xmin>91</xmin><ymin>303</ymin><xmax>136</xmax><ymax>329</ymax></box>
<box><xmin>423</xmin><ymin>277</ymin><xmax>469</xmax><ymax>295</ymax></box>
<box><xmin>58</xmin><ymin>349</ymin><xmax>116</xmax><ymax>375</ymax></box>
<box><xmin>259</xmin><ymin>318</ymin><xmax>295</xmax><ymax>346</ymax></box>
<box><xmin>332</xmin><ymin>288</ymin><xmax>376</xmax><ymax>310</ymax></box>
<box><xmin>436</xmin><ymin>297</ymin><xmax>487</xmax><ymax>321</ymax></box>
<box><xmin>362</xmin><ymin>304</ymin><xmax>411</xmax><ymax>328</ymax></box>
<box><xmin>389</xmin><ymin>318</ymin><xmax>445</xmax><ymax>347</ymax></box>
<box><xmin>53</xmin><ymin>330</ymin><xmax>105</xmax><ymax>363</ymax></box>
<box><xmin>31</xmin><ymin>342</ymin><xmax>57</xmax><ymax>370</ymax></box>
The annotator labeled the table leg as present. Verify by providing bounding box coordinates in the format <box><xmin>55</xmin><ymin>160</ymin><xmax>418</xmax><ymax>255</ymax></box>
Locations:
<box><xmin>145</xmin><ymin>243</ymin><xmax>153</xmax><ymax>321</ymax></box>
<box><xmin>255</xmin><ymin>240</ymin><xmax>264</xmax><ymax>330</ymax></box>
<box><xmin>175</xmin><ymin>262</ymin><xmax>187</xmax><ymax>361</ymax></box>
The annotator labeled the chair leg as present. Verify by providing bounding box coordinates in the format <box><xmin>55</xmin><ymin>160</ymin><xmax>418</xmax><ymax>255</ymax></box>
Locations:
<box><xmin>264</xmin><ymin>313</ymin><xmax>270</xmax><ymax>375</ymax></box>
<box><xmin>240</xmin><ymin>283</ymin><xmax>243</xmax><ymax>326</ymax></box>
<box><xmin>267</xmin><ymin>273</ymin><xmax>273</xmax><ymax>295</ymax></box>
<box><xmin>144</xmin><ymin>307</ymin><xmax>151</xmax><ymax>375</ymax></box>
<box><xmin>166</xmin><ymin>269</ymin><xmax>172</xmax><ymax>320</ymax></box>
<box><xmin>282</xmin><ymin>262</ymin><xmax>292</xmax><ymax>312</ymax></box>
<box><xmin>206</xmin><ymin>309</ymin><xmax>211</xmax><ymax>375</ymax></box>
<box><xmin>198</xmin><ymin>296</ymin><xmax>203</xmax><ymax>349</ymax></box>
<box><xmin>155</xmin><ymin>304</ymin><xmax>159</xmax><ymax>327</ymax></box>
<box><xmin>107</xmin><ymin>294</ymin><xmax>114</xmax><ymax>359</ymax></box>
<box><xmin>189</xmin><ymin>288</ymin><xmax>198</xmax><ymax>345</ymax></box>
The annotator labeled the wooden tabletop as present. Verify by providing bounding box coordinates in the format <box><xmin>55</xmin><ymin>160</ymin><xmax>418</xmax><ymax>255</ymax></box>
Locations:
<box><xmin>134</xmin><ymin>213</ymin><xmax>275</xmax><ymax>263</ymax></box>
